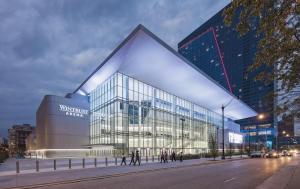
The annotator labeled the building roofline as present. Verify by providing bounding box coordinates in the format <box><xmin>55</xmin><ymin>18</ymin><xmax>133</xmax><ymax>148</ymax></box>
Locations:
<box><xmin>73</xmin><ymin>24</ymin><xmax>255</xmax><ymax>115</ymax></box>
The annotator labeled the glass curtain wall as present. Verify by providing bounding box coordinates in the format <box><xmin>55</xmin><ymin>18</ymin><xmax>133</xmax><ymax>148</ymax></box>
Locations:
<box><xmin>90</xmin><ymin>72</ymin><xmax>221</xmax><ymax>156</ymax></box>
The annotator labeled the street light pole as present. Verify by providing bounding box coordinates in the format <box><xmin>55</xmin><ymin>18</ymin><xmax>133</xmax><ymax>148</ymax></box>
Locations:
<box><xmin>248</xmin><ymin>127</ymin><xmax>251</xmax><ymax>156</ymax></box>
<box><xmin>222</xmin><ymin>105</ymin><xmax>225</xmax><ymax>160</ymax></box>
<box><xmin>180</xmin><ymin>118</ymin><xmax>185</xmax><ymax>154</ymax></box>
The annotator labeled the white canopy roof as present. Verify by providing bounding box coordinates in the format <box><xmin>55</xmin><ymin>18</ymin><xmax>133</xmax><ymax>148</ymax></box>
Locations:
<box><xmin>74</xmin><ymin>25</ymin><xmax>257</xmax><ymax>120</ymax></box>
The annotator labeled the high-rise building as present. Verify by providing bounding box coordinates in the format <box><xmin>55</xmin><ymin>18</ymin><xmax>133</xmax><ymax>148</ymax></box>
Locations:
<box><xmin>8</xmin><ymin>124</ymin><xmax>34</xmax><ymax>155</ymax></box>
<box><xmin>178</xmin><ymin>4</ymin><xmax>275</xmax><ymax>150</ymax></box>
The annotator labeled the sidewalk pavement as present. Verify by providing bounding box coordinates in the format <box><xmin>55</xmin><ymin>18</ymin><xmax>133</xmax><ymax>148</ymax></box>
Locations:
<box><xmin>0</xmin><ymin>156</ymin><xmax>245</xmax><ymax>189</ymax></box>
<box><xmin>255</xmin><ymin>155</ymin><xmax>300</xmax><ymax>189</ymax></box>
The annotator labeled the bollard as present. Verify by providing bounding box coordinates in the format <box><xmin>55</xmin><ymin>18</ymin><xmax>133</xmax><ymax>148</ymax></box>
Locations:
<box><xmin>158</xmin><ymin>155</ymin><xmax>160</xmax><ymax>162</ymax></box>
<box><xmin>54</xmin><ymin>159</ymin><xmax>56</xmax><ymax>171</ymax></box>
<box><xmin>69</xmin><ymin>159</ymin><xmax>71</xmax><ymax>169</ymax></box>
<box><xmin>94</xmin><ymin>158</ymin><xmax>97</xmax><ymax>167</ymax></box>
<box><xmin>36</xmin><ymin>160</ymin><xmax>39</xmax><ymax>172</ymax></box>
<box><xmin>105</xmin><ymin>157</ymin><xmax>108</xmax><ymax>167</ymax></box>
<box><xmin>152</xmin><ymin>155</ymin><xmax>154</xmax><ymax>162</ymax></box>
<box><xmin>115</xmin><ymin>157</ymin><xmax>117</xmax><ymax>166</ymax></box>
<box><xmin>16</xmin><ymin>160</ymin><xmax>19</xmax><ymax>174</ymax></box>
<box><xmin>82</xmin><ymin>158</ymin><xmax>85</xmax><ymax>168</ymax></box>
<box><xmin>146</xmin><ymin>156</ymin><xmax>148</xmax><ymax>163</ymax></box>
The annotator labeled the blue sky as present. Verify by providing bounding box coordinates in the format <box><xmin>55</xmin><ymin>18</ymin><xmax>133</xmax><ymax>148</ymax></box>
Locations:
<box><xmin>0</xmin><ymin>0</ymin><xmax>230</xmax><ymax>137</ymax></box>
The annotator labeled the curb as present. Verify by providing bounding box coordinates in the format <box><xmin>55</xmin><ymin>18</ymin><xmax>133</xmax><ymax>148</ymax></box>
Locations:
<box><xmin>2</xmin><ymin>158</ymin><xmax>247</xmax><ymax>189</ymax></box>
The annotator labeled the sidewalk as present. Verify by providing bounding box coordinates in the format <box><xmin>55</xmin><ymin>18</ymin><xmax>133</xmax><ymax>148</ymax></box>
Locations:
<box><xmin>0</xmin><ymin>156</ymin><xmax>245</xmax><ymax>189</ymax></box>
<box><xmin>256</xmin><ymin>155</ymin><xmax>300</xmax><ymax>189</ymax></box>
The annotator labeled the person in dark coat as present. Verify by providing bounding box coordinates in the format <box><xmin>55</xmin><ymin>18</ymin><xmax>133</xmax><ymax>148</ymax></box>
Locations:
<box><xmin>121</xmin><ymin>153</ymin><xmax>127</xmax><ymax>166</ymax></box>
<box><xmin>171</xmin><ymin>151</ymin><xmax>176</xmax><ymax>162</ymax></box>
<box><xmin>129</xmin><ymin>151</ymin><xmax>135</xmax><ymax>165</ymax></box>
<box><xmin>134</xmin><ymin>150</ymin><xmax>141</xmax><ymax>166</ymax></box>
<box><xmin>164</xmin><ymin>151</ymin><xmax>168</xmax><ymax>163</ymax></box>
<box><xmin>160</xmin><ymin>150</ymin><xmax>164</xmax><ymax>163</ymax></box>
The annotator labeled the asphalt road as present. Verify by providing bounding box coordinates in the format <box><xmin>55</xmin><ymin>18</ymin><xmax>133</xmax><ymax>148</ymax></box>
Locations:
<box><xmin>38</xmin><ymin>157</ymin><xmax>295</xmax><ymax>189</ymax></box>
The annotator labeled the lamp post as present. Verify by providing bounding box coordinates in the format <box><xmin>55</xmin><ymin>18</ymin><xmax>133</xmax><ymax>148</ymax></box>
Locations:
<box><xmin>180</xmin><ymin>118</ymin><xmax>185</xmax><ymax>154</ymax></box>
<box><xmin>248</xmin><ymin>127</ymin><xmax>251</xmax><ymax>156</ymax></box>
<box><xmin>257</xmin><ymin>114</ymin><xmax>266</xmax><ymax>151</ymax></box>
<box><xmin>220</xmin><ymin>98</ymin><xmax>234</xmax><ymax>160</ymax></box>
<box><xmin>221</xmin><ymin>106</ymin><xmax>225</xmax><ymax>160</ymax></box>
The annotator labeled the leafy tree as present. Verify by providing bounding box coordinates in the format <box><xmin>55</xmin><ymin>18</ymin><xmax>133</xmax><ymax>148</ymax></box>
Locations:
<box><xmin>223</xmin><ymin>0</ymin><xmax>300</xmax><ymax>118</ymax></box>
<box><xmin>209</xmin><ymin>134</ymin><xmax>219</xmax><ymax>160</ymax></box>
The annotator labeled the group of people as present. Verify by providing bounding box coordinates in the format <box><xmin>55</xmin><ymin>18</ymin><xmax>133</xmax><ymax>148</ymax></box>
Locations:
<box><xmin>121</xmin><ymin>150</ymin><xmax>141</xmax><ymax>166</ymax></box>
<box><xmin>160</xmin><ymin>151</ymin><xmax>183</xmax><ymax>163</ymax></box>
<box><xmin>120</xmin><ymin>150</ymin><xmax>184</xmax><ymax>166</ymax></box>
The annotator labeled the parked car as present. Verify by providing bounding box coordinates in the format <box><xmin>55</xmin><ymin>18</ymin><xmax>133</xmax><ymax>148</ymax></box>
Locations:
<box><xmin>265</xmin><ymin>151</ymin><xmax>280</xmax><ymax>158</ymax></box>
<box><xmin>250</xmin><ymin>151</ymin><xmax>263</xmax><ymax>158</ymax></box>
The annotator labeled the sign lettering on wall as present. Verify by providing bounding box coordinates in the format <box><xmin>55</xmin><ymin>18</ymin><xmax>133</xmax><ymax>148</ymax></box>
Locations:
<box><xmin>59</xmin><ymin>104</ymin><xmax>88</xmax><ymax>118</ymax></box>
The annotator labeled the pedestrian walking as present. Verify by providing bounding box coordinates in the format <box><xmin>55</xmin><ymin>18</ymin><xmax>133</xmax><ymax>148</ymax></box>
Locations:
<box><xmin>160</xmin><ymin>150</ymin><xmax>164</xmax><ymax>163</ymax></box>
<box><xmin>134</xmin><ymin>150</ymin><xmax>141</xmax><ymax>166</ymax></box>
<box><xmin>129</xmin><ymin>151</ymin><xmax>135</xmax><ymax>165</ymax></box>
<box><xmin>180</xmin><ymin>152</ymin><xmax>183</xmax><ymax>162</ymax></box>
<box><xmin>171</xmin><ymin>151</ymin><xmax>176</xmax><ymax>162</ymax></box>
<box><xmin>164</xmin><ymin>151</ymin><xmax>168</xmax><ymax>163</ymax></box>
<box><xmin>121</xmin><ymin>153</ymin><xmax>127</xmax><ymax>166</ymax></box>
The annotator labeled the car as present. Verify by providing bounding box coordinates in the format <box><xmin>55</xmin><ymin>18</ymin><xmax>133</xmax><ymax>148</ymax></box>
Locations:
<box><xmin>250</xmin><ymin>151</ymin><xmax>262</xmax><ymax>158</ymax></box>
<box><xmin>282</xmin><ymin>150</ymin><xmax>292</xmax><ymax>157</ymax></box>
<box><xmin>265</xmin><ymin>151</ymin><xmax>280</xmax><ymax>158</ymax></box>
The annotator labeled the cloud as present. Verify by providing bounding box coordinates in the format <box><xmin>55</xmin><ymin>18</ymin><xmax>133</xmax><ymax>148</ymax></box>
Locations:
<box><xmin>0</xmin><ymin>0</ymin><xmax>230</xmax><ymax>137</ymax></box>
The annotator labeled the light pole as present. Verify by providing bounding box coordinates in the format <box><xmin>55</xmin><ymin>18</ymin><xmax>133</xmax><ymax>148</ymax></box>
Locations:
<box><xmin>221</xmin><ymin>106</ymin><xmax>225</xmax><ymax>160</ymax></box>
<box><xmin>257</xmin><ymin>114</ymin><xmax>266</xmax><ymax>151</ymax></box>
<box><xmin>221</xmin><ymin>98</ymin><xmax>234</xmax><ymax>160</ymax></box>
<box><xmin>248</xmin><ymin>127</ymin><xmax>251</xmax><ymax>156</ymax></box>
<box><xmin>180</xmin><ymin>118</ymin><xmax>185</xmax><ymax>154</ymax></box>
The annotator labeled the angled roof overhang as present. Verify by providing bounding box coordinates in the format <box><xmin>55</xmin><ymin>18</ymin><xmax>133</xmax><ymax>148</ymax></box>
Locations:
<box><xmin>74</xmin><ymin>25</ymin><xmax>257</xmax><ymax>120</ymax></box>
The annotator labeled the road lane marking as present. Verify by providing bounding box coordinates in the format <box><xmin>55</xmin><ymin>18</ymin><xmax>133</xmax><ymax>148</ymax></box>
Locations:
<box><xmin>224</xmin><ymin>177</ymin><xmax>235</xmax><ymax>183</ymax></box>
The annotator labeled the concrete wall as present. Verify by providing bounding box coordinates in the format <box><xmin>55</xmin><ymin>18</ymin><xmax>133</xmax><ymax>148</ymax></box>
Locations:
<box><xmin>36</xmin><ymin>94</ymin><xmax>89</xmax><ymax>149</ymax></box>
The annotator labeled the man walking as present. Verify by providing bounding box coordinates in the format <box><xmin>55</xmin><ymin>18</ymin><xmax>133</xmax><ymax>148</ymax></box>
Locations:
<box><xmin>134</xmin><ymin>150</ymin><xmax>141</xmax><ymax>166</ymax></box>
<box><xmin>164</xmin><ymin>151</ymin><xmax>168</xmax><ymax>163</ymax></box>
<box><xmin>129</xmin><ymin>151</ymin><xmax>135</xmax><ymax>165</ymax></box>
<box><xmin>160</xmin><ymin>151</ymin><xmax>164</xmax><ymax>163</ymax></box>
<box><xmin>171</xmin><ymin>151</ymin><xmax>176</xmax><ymax>162</ymax></box>
<box><xmin>121</xmin><ymin>153</ymin><xmax>127</xmax><ymax>166</ymax></box>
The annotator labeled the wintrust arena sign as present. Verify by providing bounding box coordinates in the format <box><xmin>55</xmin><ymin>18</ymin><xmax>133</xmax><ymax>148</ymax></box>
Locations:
<box><xmin>59</xmin><ymin>104</ymin><xmax>88</xmax><ymax>118</ymax></box>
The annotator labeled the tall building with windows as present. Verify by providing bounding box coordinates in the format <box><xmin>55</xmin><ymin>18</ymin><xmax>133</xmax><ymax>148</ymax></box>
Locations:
<box><xmin>178</xmin><ymin>4</ymin><xmax>275</xmax><ymax>150</ymax></box>
<box><xmin>35</xmin><ymin>25</ymin><xmax>256</xmax><ymax>158</ymax></box>
<box><xmin>8</xmin><ymin>124</ymin><xmax>34</xmax><ymax>156</ymax></box>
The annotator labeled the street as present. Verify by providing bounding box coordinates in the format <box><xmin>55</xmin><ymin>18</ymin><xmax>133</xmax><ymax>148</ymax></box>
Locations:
<box><xmin>21</xmin><ymin>157</ymin><xmax>298</xmax><ymax>189</ymax></box>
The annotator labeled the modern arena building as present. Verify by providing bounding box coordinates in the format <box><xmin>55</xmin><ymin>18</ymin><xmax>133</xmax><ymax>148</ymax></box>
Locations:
<box><xmin>34</xmin><ymin>25</ymin><xmax>256</xmax><ymax>158</ymax></box>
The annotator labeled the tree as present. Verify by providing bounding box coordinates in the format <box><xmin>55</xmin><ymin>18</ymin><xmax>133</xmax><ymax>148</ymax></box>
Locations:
<box><xmin>239</xmin><ymin>143</ymin><xmax>244</xmax><ymax>158</ymax></box>
<box><xmin>223</xmin><ymin>0</ymin><xmax>300</xmax><ymax>119</ymax></box>
<box><xmin>209</xmin><ymin>134</ymin><xmax>219</xmax><ymax>160</ymax></box>
<box><xmin>227</xmin><ymin>143</ymin><xmax>234</xmax><ymax>159</ymax></box>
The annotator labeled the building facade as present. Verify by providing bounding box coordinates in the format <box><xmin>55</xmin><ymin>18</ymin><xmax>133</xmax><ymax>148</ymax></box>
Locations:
<box><xmin>90</xmin><ymin>72</ymin><xmax>221</xmax><ymax>156</ymax></box>
<box><xmin>178</xmin><ymin>3</ymin><xmax>275</xmax><ymax>150</ymax></box>
<box><xmin>35</xmin><ymin>95</ymin><xmax>89</xmax><ymax>158</ymax></box>
<box><xmin>8</xmin><ymin>124</ymin><xmax>34</xmax><ymax>156</ymax></box>
<box><xmin>35</xmin><ymin>25</ymin><xmax>256</xmax><ymax>158</ymax></box>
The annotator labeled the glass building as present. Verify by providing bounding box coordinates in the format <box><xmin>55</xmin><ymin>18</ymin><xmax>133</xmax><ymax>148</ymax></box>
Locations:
<box><xmin>73</xmin><ymin>24</ymin><xmax>256</xmax><ymax>156</ymax></box>
<box><xmin>89</xmin><ymin>72</ymin><xmax>221</xmax><ymax>156</ymax></box>
<box><xmin>178</xmin><ymin>3</ymin><xmax>275</xmax><ymax>149</ymax></box>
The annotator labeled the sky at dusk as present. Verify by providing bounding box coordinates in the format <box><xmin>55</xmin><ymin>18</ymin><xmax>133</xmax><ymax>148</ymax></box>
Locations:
<box><xmin>0</xmin><ymin>0</ymin><xmax>230</xmax><ymax>137</ymax></box>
